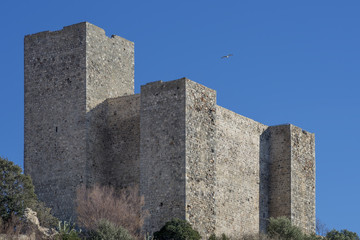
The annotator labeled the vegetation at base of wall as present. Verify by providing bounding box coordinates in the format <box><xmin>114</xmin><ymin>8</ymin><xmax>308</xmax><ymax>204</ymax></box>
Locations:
<box><xmin>209</xmin><ymin>233</ymin><xmax>231</xmax><ymax>240</ymax></box>
<box><xmin>0</xmin><ymin>156</ymin><xmax>58</xmax><ymax>235</ymax></box>
<box><xmin>2</xmin><ymin>157</ymin><xmax>359</xmax><ymax>240</ymax></box>
<box><xmin>153</xmin><ymin>218</ymin><xmax>201</xmax><ymax>240</ymax></box>
<box><xmin>266</xmin><ymin>217</ymin><xmax>359</xmax><ymax>240</ymax></box>
<box><xmin>32</xmin><ymin>200</ymin><xmax>59</xmax><ymax>228</ymax></box>
<box><xmin>87</xmin><ymin>219</ymin><xmax>135</xmax><ymax>240</ymax></box>
<box><xmin>0</xmin><ymin>156</ymin><xmax>37</xmax><ymax>221</ymax></box>
<box><xmin>316</xmin><ymin>219</ymin><xmax>329</xmax><ymax>236</ymax></box>
<box><xmin>0</xmin><ymin>213</ymin><xmax>35</xmax><ymax>237</ymax></box>
<box><xmin>205</xmin><ymin>215</ymin><xmax>355</xmax><ymax>240</ymax></box>
<box><xmin>76</xmin><ymin>184</ymin><xmax>147</xmax><ymax>240</ymax></box>
<box><xmin>55</xmin><ymin>221</ymin><xmax>82</xmax><ymax>240</ymax></box>
<box><xmin>267</xmin><ymin>216</ymin><xmax>305</xmax><ymax>240</ymax></box>
<box><xmin>326</xmin><ymin>229</ymin><xmax>360</xmax><ymax>240</ymax></box>
<box><xmin>267</xmin><ymin>216</ymin><xmax>327</xmax><ymax>240</ymax></box>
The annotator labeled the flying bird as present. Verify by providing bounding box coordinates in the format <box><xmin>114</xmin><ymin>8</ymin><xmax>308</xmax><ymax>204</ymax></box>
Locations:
<box><xmin>221</xmin><ymin>54</ymin><xmax>233</xmax><ymax>59</ymax></box>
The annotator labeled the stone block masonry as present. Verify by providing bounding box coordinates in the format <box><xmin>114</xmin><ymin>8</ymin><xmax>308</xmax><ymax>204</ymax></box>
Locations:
<box><xmin>87</xmin><ymin>94</ymin><xmax>140</xmax><ymax>188</ymax></box>
<box><xmin>24</xmin><ymin>22</ymin><xmax>134</xmax><ymax>220</ymax></box>
<box><xmin>140</xmin><ymin>79</ymin><xmax>187</xmax><ymax>233</ymax></box>
<box><xmin>215</xmin><ymin>107</ymin><xmax>268</xmax><ymax>237</ymax></box>
<box><xmin>268</xmin><ymin>125</ymin><xmax>315</xmax><ymax>234</ymax></box>
<box><xmin>24</xmin><ymin>22</ymin><xmax>315</xmax><ymax>238</ymax></box>
<box><xmin>185</xmin><ymin>80</ymin><xmax>217</xmax><ymax>237</ymax></box>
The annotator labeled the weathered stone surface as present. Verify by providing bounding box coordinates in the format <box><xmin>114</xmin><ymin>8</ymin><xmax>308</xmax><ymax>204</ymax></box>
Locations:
<box><xmin>24</xmin><ymin>22</ymin><xmax>316</xmax><ymax>239</ymax></box>
<box><xmin>24</xmin><ymin>23</ymin><xmax>88</xmax><ymax>220</ymax></box>
<box><xmin>86</xmin><ymin>23</ymin><xmax>134</xmax><ymax>112</ymax></box>
<box><xmin>87</xmin><ymin>94</ymin><xmax>140</xmax><ymax>188</ymax></box>
<box><xmin>290</xmin><ymin>125</ymin><xmax>315</xmax><ymax>233</ymax></box>
<box><xmin>185</xmin><ymin>80</ymin><xmax>217</xmax><ymax>238</ymax></box>
<box><xmin>268</xmin><ymin>125</ymin><xmax>316</xmax><ymax>234</ymax></box>
<box><xmin>140</xmin><ymin>79</ymin><xmax>187</xmax><ymax>233</ymax></box>
<box><xmin>268</xmin><ymin>125</ymin><xmax>292</xmax><ymax>220</ymax></box>
<box><xmin>216</xmin><ymin>107</ymin><xmax>268</xmax><ymax>237</ymax></box>
<box><xmin>24</xmin><ymin>22</ymin><xmax>134</xmax><ymax>220</ymax></box>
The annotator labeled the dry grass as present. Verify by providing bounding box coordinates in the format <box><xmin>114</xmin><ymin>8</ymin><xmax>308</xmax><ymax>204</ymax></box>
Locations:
<box><xmin>76</xmin><ymin>184</ymin><xmax>148</xmax><ymax>239</ymax></box>
<box><xmin>0</xmin><ymin>214</ymin><xmax>22</xmax><ymax>236</ymax></box>
<box><xmin>0</xmin><ymin>214</ymin><xmax>37</xmax><ymax>239</ymax></box>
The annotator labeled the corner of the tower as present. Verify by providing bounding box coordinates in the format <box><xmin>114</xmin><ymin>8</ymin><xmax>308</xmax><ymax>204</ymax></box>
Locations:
<box><xmin>24</xmin><ymin>22</ymin><xmax>136</xmax><ymax>221</ymax></box>
<box><xmin>85</xmin><ymin>22</ymin><xmax>134</xmax><ymax>112</ymax></box>
<box><xmin>267</xmin><ymin>124</ymin><xmax>315</xmax><ymax>233</ymax></box>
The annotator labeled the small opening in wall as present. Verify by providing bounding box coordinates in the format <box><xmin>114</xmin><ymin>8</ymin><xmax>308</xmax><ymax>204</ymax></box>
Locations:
<box><xmin>159</xmin><ymin>202</ymin><xmax>163</xmax><ymax>207</ymax></box>
<box><xmin>55</xmin><ymin>127</ymin><xmax>58</xmax><ymax>132</ymax></box>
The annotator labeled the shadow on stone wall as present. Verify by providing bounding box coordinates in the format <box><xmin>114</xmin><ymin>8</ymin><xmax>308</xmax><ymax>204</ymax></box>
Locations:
<box><xmin>259</xmin><ymin>128</ymin><xmax>271</xmax><ymax>233</ymax></box>
<box><xmin>86</xmin><ymin>99</ymin><xmax>109</xmax><ymax>187</ymax></box>
<box><xmin>85</xmin><ymin>95</ymin><xmax>141</xmax><ymax>190</ymax></box>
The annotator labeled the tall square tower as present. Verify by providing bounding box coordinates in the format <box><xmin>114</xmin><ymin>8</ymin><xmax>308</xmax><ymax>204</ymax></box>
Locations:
<box><xmin>24</xmin><ymin>22</ymin><xmax>134</xmax><ymax>219</ymax></box>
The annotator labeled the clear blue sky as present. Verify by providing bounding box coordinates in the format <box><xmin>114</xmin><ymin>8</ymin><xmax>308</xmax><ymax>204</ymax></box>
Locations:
<box><xmin>0</xmin><ymin>0</ymin><xmax>359</xmax><ymax>235</ymax></box>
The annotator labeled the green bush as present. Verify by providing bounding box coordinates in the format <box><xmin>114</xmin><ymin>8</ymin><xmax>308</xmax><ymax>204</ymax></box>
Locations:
<box><xmin>304</xmin><ymin>233</ymin><xmax>323</xmax><ymax>240</ymax></box>
<box><xmin>208</xmin><ymin>233</ymin><xmax>230</xmax><ymax>240</ymax></box>
<box><xmin>55</xmin><ymin>221</ymin><xmax>81</xmax><ymax>240</ymax></box>
<box><xmin>0</xmin><ymin>156</ymin><xmax>58</xmax><ymax>229</ymax></box>
<box><xmin>153</xmin><ymin>218</ymin><xmax>201</xmax><ymax>240</ymax></box>
<box><xmin>31</xmin><ymin>201</ymin><xmax>58</xmax><ymax>228</ymax></box>
<box><xmin>267</xmin><ymin>217</ymin><xmax>304</xmax><ymax>240</ymax></box>
<box><xmin>88</xmin><ymin>219</ymin><xmax>134</xmax><ymax>240</ymax></box>
<box><xmin>326</xmin><ymin>229</ymin><xmax>360</xmax><ymax>240</ymax></box>
<box><xmin>209</xmin><ymin>233</ymin><xmax>217</xmax><ymax>240</ymax></box>
<box><xmin>0</xmin><ymin>156</ymin><xmax>37</xmax><ymax>221</ymax></box>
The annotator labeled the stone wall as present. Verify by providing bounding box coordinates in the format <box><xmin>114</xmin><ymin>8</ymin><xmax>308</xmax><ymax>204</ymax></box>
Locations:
<box><xmin>104</xmin><ymin>95</ymin><xmax>141</xmax><ymax>188</ymax></box>
<box><xmin>85</xmin><ymin>23</ymin><xmax>134</xmax><ymax>112</ymax></box>
<box><xmin>268</xmin><ymin>125</ymin><xmax>316</xmax><ymax>233</ymax></box>
<box><xmin>215</xmin><ymin>107</ymin><xmax>268</xmax><ymax>237</ymax></box>
<box><xmin>24</xmin><ymin>22</ymin><xmax>134</xmax><ymax>220</ymax></box>
<box><xmin>24</xmin><ymin>22</ymin><xmax>316</xmax><ymax>237</ymax></box>
<box><xmin>87</xmin><ymin>95</ymin><xmax>140</xmax><ymax>188</ymax></box>
<box><xmin>140</xmin><ymin>80</ymin><xmax>187</xmax><ymax>233</ymax></box>
<box><xmin>185</xmin><ymin>80</ymin><xmax>217</xmax><ymax>238</ymax></box>
<box><xmin>259</xmin><ymin>129</ymin><xmax>271</xmax><ymax>232</ymax></box>
<box><xmin>24</xmin><ymin>23</ymin><xmax>88</xmax><ymax>220</ymax></box>
<box><xmin>268</xmin><ymin>125</ymin><xmax>292</xmax><ymax>220</ymax></box>
<box><xmin>85</xmin><ymin>21</ymin><xmax>135</xmax><ymax>186</ymax></box>
<box><xmin>290</xmin><ymin>125</ymin><xmax>316</xmax><ymax>233</ymax></box>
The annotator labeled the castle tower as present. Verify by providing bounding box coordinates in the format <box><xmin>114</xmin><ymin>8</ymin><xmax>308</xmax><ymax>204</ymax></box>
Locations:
<box><xmin>140</xmin><ymin>79</ymin><xmax>217</xmax><ymax>237</ymax></box>
<box><xmin>268</xmin><ymin>125</ymin><xmax>316</xmax><ymax>233</ymax></box>
<box><xmin>24</xmin><ymin>22</ymin><xmax>134</xmax><ymax>219</ymax></box>
<box><xmin>139</xmin><ymin>79</ymin><xmax>315</xmax><ymax>237</ymax></box>
<box><xmin>24</xmin><ymin>22</ymin><xmax>315</xmax><ymax>238</ymax></box>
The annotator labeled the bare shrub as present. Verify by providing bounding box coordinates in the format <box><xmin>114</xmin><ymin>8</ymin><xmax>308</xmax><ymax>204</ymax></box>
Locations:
<box><xmin>316</xmin><ymin>218</ymin><xmax>329</xmax><ymax>236</ymax></box>
<box><xmin>0</xmin><ymin>214</ymin><xmax>22</xmax><ymax>236</ymax></box>
<box><xmin>76</xmin><ymin>184</ymin><xmax>148</xmax><ymax>239</ymax></box>
<box><xmin>0</xmin><ymin>213</ymin><xmax>37</xmax><ymax>238</ymax></box>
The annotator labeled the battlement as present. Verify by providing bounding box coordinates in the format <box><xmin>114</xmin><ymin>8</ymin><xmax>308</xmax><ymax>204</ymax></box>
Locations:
<box><xmin>25</xmin><ymin>22</ymin><xmax>130</xmax><ymax>41</ymax></box>
<box><xmin>24</xmin><ymin>23</ymin><xmax>315</xmax><ymax>238</ymax></box>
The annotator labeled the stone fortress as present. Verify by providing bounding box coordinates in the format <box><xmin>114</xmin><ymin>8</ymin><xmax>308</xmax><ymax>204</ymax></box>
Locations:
<box><xmin>24</xmin><ymin>22</ymin><xmax>315</xmax><ymax>239</ymax></box>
